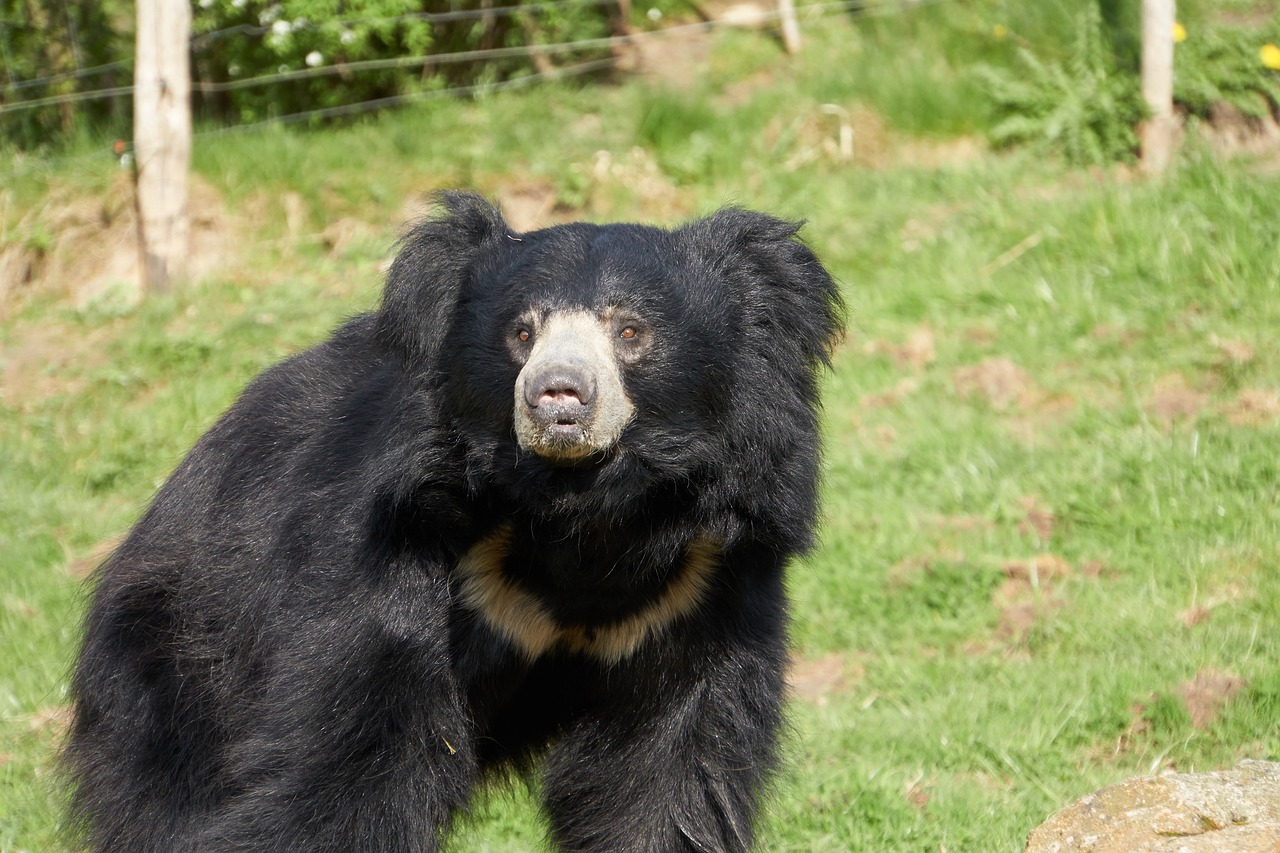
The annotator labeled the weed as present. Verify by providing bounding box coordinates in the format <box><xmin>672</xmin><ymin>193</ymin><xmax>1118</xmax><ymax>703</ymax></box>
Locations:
<box><xmin>1175</xmin><ymin>20</ymin><xmax>1280</xmax><ymax>120</ymax></box>
<box><xmin>976</xmin><ymin>3</ymin><xmax>1145</xmax><ymax>165</ymax></box>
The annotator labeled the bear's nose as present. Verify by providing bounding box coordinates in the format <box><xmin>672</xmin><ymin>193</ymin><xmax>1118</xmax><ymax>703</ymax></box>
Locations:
<box><xmin>523</xmin><ymin>363</ymin><xmax>597</xmax><ymax>410</ymax></box>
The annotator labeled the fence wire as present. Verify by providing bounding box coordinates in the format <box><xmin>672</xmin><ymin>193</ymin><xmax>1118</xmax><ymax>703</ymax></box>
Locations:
<box><xmin>1</xmin><ymin>0</ymin><xmax>951</xmax><ymax>175</ymax></box>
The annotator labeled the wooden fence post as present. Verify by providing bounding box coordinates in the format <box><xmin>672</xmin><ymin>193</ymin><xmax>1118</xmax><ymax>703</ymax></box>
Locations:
<box><xmin>778</xmin><ymin>0</ymin><xmax>801</xmax><ymax>54</ymax></box>
<box><xmin>134</xmin><ymin>0</ymin><xmax>191</xmax><ymax>293</ymax></box>
<box><xmin>1140</xmin><ymin>0</ymin><xmax>1176</xmax><ymax>173</ymax></box>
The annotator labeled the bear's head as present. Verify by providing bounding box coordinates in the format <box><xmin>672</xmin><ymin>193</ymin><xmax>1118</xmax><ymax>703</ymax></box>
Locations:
<box><xmin>377</xmin><ymin>193</ymin><xmax>842</xmax><ymax>534</ymax></box>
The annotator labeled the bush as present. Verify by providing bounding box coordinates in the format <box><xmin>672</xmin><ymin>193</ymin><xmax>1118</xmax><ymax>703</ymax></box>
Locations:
<box><xmin>3</xmin><ymin>0</ymin><xmax>673</xmax><ymax>149</ymax></box>
<box><xmin>0</xmin><ymin>0</ymin><xmax>133</xmax><ymax>150</ymax></box>
<box><xmin>190</xmin><ymin>0</ymin><xmax>660</xmax><ymax>125</ymax></box>
<box><xmin>976</xmin><ymin>2</ymin><xmax>1146</xmax><ymax>166</ymax></box>
<box><xmin>1174</xmin><ymin>21</ymin><xmax>1280</xmax><ymax>120</ymax></box>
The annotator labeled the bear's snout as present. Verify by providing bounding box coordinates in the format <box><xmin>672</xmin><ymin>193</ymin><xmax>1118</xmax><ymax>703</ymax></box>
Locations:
<box><xmin>523</xmin><ymin>362</ymin><xmax>595</xmax><ymax>447</ymax></box>
<box><xmin>512</xmin><ymin>310</ymin><xmax>634</xmax><ymax>462</ymax></box>
<box><xmin>522</xmin><ymin>362</ymin><xmax>597</xmax><ymax>410</ymax></box>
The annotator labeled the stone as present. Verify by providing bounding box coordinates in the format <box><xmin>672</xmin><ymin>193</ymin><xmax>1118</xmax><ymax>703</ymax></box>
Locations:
<box><xmin>1024</xmin><ymin>760</ymin><xmax>1280</xmax><ymax>853</ymax></box>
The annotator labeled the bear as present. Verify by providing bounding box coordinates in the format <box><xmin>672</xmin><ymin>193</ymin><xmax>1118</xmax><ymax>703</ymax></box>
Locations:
<box><xmin>65</xmin><ymin>192</ymin><xmax>843</xmax><ymax>852</ymax></box>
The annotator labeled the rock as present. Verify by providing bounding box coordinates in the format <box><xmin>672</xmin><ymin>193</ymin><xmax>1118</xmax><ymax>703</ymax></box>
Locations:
<box><xmin>1025</xmin><ymin>760</ymin><xmax>1280</xmax><ymax>853</ymax></box>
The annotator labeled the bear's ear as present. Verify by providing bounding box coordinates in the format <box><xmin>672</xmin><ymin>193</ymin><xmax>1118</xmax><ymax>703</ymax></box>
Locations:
<box><xmin>689</xmin><ymin>209</ymin><xmax>845</xmax><ymax>371</ymax></box>
<box><xmin>376</xmin><ymin>191</ymin><xmax>508</xmax><ymax>368</ymax></box>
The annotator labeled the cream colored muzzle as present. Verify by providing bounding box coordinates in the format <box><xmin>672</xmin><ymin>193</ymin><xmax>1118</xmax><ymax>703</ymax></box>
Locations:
<box><xmin>514</xmin><ymin>311</ymin><xmax>634</xmax><ymax>462</ymax></box>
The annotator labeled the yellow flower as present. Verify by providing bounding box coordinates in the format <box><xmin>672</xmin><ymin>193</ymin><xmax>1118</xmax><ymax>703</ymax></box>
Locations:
<box><xmin>993</xmin><ymin>24</ymin><xmax>1008</xmax><ymax>40</ymax></box>
<box><xmin>1172</xmin><ymin>22</ymin><xmax>1187</xmax><ymax>43</ymax></box>
<box><xmin>1263</xmin><ymin>43</ymin><xmax>1280</xmax><ymax>71</ymax></box>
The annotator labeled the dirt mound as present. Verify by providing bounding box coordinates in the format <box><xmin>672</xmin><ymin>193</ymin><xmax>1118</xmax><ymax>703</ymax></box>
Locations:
<box><xmin>1</xmin><ymin>172</ymin><xmax>233</xmax><ymax>316</ymax></box>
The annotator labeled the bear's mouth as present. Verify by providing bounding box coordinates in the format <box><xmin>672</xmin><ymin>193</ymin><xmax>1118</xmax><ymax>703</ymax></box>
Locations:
<box><xmin>534</xmin><ymin>420</ymin><xmax>593</xmax><ymax>459</ymax></box>
<box><xmin>549</xmin><ymin>420</ymin><xmax>585</xmax><ymax>439</ymax></box>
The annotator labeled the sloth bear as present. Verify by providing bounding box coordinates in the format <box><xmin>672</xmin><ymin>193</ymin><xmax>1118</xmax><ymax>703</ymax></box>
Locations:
<box><xmin>66</xmin><ymin>193</ymin><xmax>843</xmax><ymax>852</ymax></box>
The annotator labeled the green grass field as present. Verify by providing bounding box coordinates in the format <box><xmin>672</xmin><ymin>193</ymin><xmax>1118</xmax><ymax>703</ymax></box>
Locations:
<box><xmin>3</xmin><ymin>2</ymin><xmax>1279</xmax><ymax>850</ymax></box>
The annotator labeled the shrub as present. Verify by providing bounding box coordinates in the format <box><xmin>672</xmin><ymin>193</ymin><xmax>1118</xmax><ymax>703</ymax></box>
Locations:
<box><xmin>1174</xmin><ymin>21</ymin><xmax>1280</xmax><ymax>120</ymax></box>
<box><xmin>0</xmin><ymin>0</ymin><xmax>132</xmax><ymax>150</ymax></box>
<box><xmin>976</xmin><ymin>2</ymin><xmax>1146</xmax><ymax>166</ymax></box>
<box><xmin>190</xmin><ymin>0</ymin><xmax>627</xmax><ymax>124</ymax></box>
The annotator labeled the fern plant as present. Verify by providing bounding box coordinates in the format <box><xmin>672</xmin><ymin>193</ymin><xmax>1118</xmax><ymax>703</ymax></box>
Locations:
<box><xmin>976</xmin><ymin>2</ymin><xmax>1146</xmax><ymax>165</ymax></box>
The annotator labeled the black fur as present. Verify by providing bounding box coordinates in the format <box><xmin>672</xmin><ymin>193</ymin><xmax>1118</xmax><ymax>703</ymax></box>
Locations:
<box><xmin>66</xmin><ymin>193</ymin><xmax>843</xmax><ymax>852</ymax></box>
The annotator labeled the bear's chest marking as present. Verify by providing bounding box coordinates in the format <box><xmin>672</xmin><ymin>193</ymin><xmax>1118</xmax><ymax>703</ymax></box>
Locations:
<box><xmin>454</xmin><ymin>524</ymin><xmax>719</xmax><ymax>664</ymax></box>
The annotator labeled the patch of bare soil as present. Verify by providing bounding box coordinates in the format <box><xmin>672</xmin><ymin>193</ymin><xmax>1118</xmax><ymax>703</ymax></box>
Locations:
<box><xmin>0</xmin><ymin>319</ymin><xmax>116</xmax><ymax>409</ymax></box>
<box><xmin>1090</xmin><ymin>323</ymin><xmax>1143</xmax><ymax>349</ymax></box>
<box><xmin>1148</xmin><ymin>372</ymin><xmax>1213</xmax><ymax>426</ymax></box>
<box><xmin>776</xmin><ymin>104</ymin><xmax>885</xmax><ymax>171</ymax></box>
<box><xmin>1</xmin><ymin>172</ymin><xmax>235</xmax><ymax>316</ymax></box>
<box><xmin>1196</xmin><ymin>101</ymin><xmax>1280</xmax><ymax>167</ymax></box>
<box><xmin>772</xmin><ymin>102</ymin><xmax>986</xmax><ymax>172</ymax></box>
<box><xmin>1212</xmin><ymin>334</ymin><xmax>1257</xmax><ymax>366</ymax></box>
<box><xmin>491</xmin><ymin>177</ymin><xmax>610</xmax><ymax>233</ymax></box>
<box><xmin>1007</xmin><ymin>392</ymin><xmax>1080</xmax><ymax>445</ymax></box>
<box><xmin>1179</xmin><ymin>669</ymin><xmax>1246</xmax><ymax>730</ymax></box>
<box><xmin>904</xmin><ymin>775</ymin><xmax>934</xmax><ymax>812</ymax></box>
<box><xmin>919</xmin><ymin>515</ymin><xmax>999</xmax><ymax>556</ymax></box>
<box><xmin>899</xmin><ymin>203</ymin><xmax>966</xmax><ymax>253</ymax></box>
<box><xmin>622</xmin><ymin>24</ymin><xmax>713</xmax><ymax>86</ymax></box>
<box><xmin>576</xmin><ymin>147</ymin><xmax>695</xmax><ymax>222</ymax></box>
<box><xmin>886</xmin><ymin>552</ymin><xmax>967</xmax><ymax>585</ymax></box>
<box><xmin>787</xmin><ymin>651</ymin><xmax>863</xmax><ymax>706</ymax></box>
<box><xmin>860</xmin><ymin>377</ymin><xmax>921</xmax><ymax>410</ymax></box>
<box><xmin>1213</xmin><ymin>2</ymin><xmax>1279</xmax><ymax>27</ymax></box>
<box><xmin>1017</xmin><ymin>495</ymin><xmax>1056</xmax><ymax>544</ymax></box>
<box><xmin>496</xmin><ymin>182</ymin><xmax>560</xmax><ymax>233</ymax></box>
<box><xmin>1106</xmin><ymin>667</ymin><xmax>1249</xmax><ymax>758</ymax></box>
<box><xmin>989</xmin><ymin>554</ymin><xmax>1076</xmax><ymax>646</ymax></box>
<box><xmin>862</xmin><ymin>326</ymin><xmax>935</xmax><ymax>372</ymax></box>
<box><xmin>897</xmin><ymin>135</ymin><xmax>987</xmax><ymax>170</ymax></box>
<box><xmin>952</xmin><ymin>357</ymin><xmax>1035</xmax><ymax>410</ymax></box>
<box><xmin>319</xmin><ymin>216</ymin><xmax>381</xmax><ymax>258</ymax></box>
<box><xmin>928</xmin><ymin>514</ymin><xmax>995</xmax><ymax>534</ymax></box>
<box><xmin>1226</xmin><ymin>388</ymin><xmax>1280</xmax><ymax>426</ymax></box>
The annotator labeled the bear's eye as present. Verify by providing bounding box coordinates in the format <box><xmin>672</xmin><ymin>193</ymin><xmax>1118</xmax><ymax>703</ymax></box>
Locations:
<box><xmin>619</xmin><ymin>326</ymin><xmax>638</xmax><ymax>340</ymax></box>
<box><xmin>516</xmin><ymin>328</ymin><xmax>531</xmax><ymax>343</ymax></box>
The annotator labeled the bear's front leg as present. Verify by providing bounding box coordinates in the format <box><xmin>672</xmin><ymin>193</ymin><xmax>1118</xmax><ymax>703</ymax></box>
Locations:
<box><xmin>185</xmin><ymin>564</ymin><xmax>478</xmax><ymax>853</ymax></box>
<box><xmin>542</xmin><ymin>587</ymin><xmax>788</xmax><ymax>853</ymax></box>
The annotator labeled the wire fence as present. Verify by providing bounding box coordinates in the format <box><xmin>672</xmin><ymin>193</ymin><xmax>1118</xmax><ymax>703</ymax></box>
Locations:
<box><xmin>189</xmin><ymin>0</ymin><xmax>625</xmax><ymax>49</ymax></box>
<box><xmin>1</xmin><ymin>0</ymin><xmax>945</xmax><ymax>175</ymax></box>
<box><xmin>0</xmin><ymin>0</ymin><xmax>890</xmax><ymax>112</ymax></box>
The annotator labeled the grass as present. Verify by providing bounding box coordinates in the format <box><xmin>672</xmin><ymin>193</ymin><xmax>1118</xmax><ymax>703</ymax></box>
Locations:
<box><xmin>3</xmin><ymin>1</ymin><xmax>1280</xmax><ymax>850</ymax></box>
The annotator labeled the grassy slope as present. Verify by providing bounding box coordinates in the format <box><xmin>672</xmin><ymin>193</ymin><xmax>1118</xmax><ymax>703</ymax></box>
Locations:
<box><xmin>3</xmin><ymin>2</ymin><xmax>1279</xmax><ymax>850</ymax></box>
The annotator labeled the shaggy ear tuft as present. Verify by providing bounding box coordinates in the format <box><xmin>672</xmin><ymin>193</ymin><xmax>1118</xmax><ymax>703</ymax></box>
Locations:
<box><xmin>692</xmin><ymin>209</ymin><xmax>845</xmax><ymax>370</ymax></box>
<box><xmin>377</xmin><ymin>192</ymin><xmax>508</xmax><ymax>368</ymax></box>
